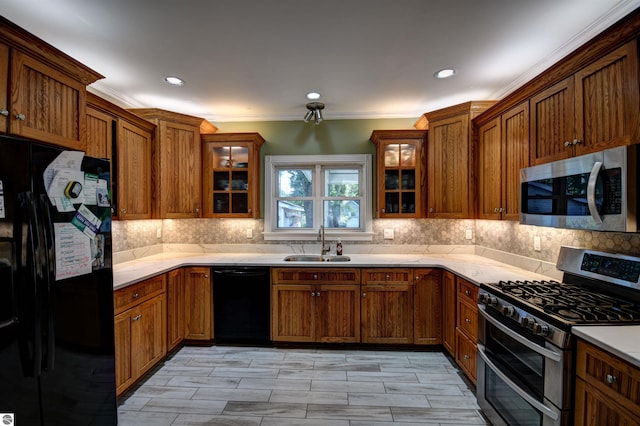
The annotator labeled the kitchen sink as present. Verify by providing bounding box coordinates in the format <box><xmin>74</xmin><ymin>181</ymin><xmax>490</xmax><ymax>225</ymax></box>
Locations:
<box><xmin>283</xmin><ymin>255</ymin><xmax>351</xmax><ymax>262</ymax></box>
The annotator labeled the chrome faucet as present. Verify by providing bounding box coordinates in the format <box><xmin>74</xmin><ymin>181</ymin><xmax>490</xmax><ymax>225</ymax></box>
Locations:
<box><xmin>318</xmin><ymin>225</ymin><xmax>330</xmax><ymax>255</ymax></box>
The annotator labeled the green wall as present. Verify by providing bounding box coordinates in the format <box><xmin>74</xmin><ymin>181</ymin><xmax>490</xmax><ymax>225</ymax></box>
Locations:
<box><xmin>214</xmin><ymin>117</ymin><xmax>419</xmax><ymax>155</ymax></box>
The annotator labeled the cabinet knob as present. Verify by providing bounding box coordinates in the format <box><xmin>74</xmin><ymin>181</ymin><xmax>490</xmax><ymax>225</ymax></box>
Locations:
<box><xmin>362</xmin><ymin>292</ymin><xmax>366</xmax><ymax>298</ymax></box>
<box><xmin>605</xmin><ymin>374</ymin><xmax>617</xmax><ymax>384</ymax></box>
<box><xmin>0</xmin><ymin>109</ymin><xmax>8</xmax><ymax>117</ymax></box>
<box><xmin>415</xmin><ymin>275</ymin><xmax>421</xmax><ymax>281</ymax></box>
<box><xmin>313</xmin><ymin>274</ymin><xmax>318</xmax><ymax>280</ymax></box>
<box><xmin>204</xmin><ymin>274</ymin><xmax>209</xmax><ymax>278</ymax></box>
<box><xmin>311</xmin><ymin>291</ymin><xmax>316</xmax><ymax>297</ymax></box>
<box><xmin>572</xmin><ymin>138</ymin><xmax>582</xmax><ymax>145</ymax></box>
<box><xmin>120</xmin><ymin>208</ymin><xmax>127</xmax><ymax>213</ymax></box>
<box><xmin>465</xmin><ymin>318</ymin><xmax>472</xmax><ymax>324</ymax></box>
<box><xmin>429</xmin><ymin>208</ymin><xmax>434</xmax><ymax>213</ymax></box>
<box><xmin>248</xmin><ymin>208</ymin><xmax>252</xmax><ymax>213</ymax></box>
<box><xmin>15</xmin><ymin>113</ymin><xmax>25</xmax><ymax>121</ymax></box>
<box><xmin>385</xmin><ymin>275</ymin><xmax>391</xmax><ymax>281</ymax></box>
<box><xmin>316</xmin><ymin>291</ymin><xmax>321</xmax><ymax>297</ymax></box>
<box><xmin>132</xmin><ymin>293</ymin><xmax>139</xmax><ymax>299</ymax></box>
<box><xmin>381</xmin><ymin>208</ymin><xmax>386</xmax><ymax>213</ymax></box>
<box><xmin>465</xmin><ymin>290</ymin><xmax>471</xmax><ymax>296</ymax></box>
<box><xmin>132</xmin><ymin>314</ymin><xmax>142</xmax><ymax>321</ymax></box>
<box><xmin>564</xmin><ymin>140</ymin><xmax>572</xmax><ymax>147</ymax></box>
<box><xmin>463</xmin><ymin>354</ymin><xmax>470</xmax><ymax>360</ymax></box>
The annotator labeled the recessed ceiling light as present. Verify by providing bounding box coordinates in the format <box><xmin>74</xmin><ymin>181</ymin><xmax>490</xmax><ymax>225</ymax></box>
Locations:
<box><xmin>164</xmin><ymin>76</ymin><xmax>185</xmax><ymax>86</ymax></box>
<box><xmin>434</xmin><ymin>68</ymin><xmax>456</xmax><ymax>79</ymax></box>
<box><xmin>306</xmin><ymin>92</ymin><xmax>321</xmax><ymax>100</ymax></box>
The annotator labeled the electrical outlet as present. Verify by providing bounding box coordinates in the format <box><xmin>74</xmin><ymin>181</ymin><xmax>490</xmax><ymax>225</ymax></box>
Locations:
<box><xmin>246</xmin><ymin>228</ymin><xmax>253</xmax><ymax>239</ymax></box>
<box><xmin>156</xmin><ymin>227</ymin><xmax>162</xmax><ymax>239</ymax></box>
<box><xmin>534</xmin><ymin>236</ymin><xmax>541</xmax><ymax>251</ymax></box>
<box><xmin>465</xmin><ymin>229</ymin><xmax>473</xmax><ymax>240</ymax></box>
<box><xmin>383</xmin><ymin>228</ymin><xmax>394</xmax><ymax>239</ymax></box>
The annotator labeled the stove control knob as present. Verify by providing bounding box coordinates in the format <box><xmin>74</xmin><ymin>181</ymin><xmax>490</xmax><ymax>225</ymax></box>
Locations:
<box><xmin>521</xmin><ymin>317</ymin><xmax>535</xmax><ymax>329</ymax></box>
<box><xmin>532</xmin><ymin>323</ymin><xmax>550</xmax><ymax>337</ymax></box>
<box><xmin>478</xmin><ymin>293</ymin><xmax>488</xmax><ymax>304</ymax></box>
<box><xmin>501</xmin><ymin>306</ymin><xmax>515</xmax><ymax>317</ymax></box>
<box><xmin>485</xmin><ymin>296</ymin><xmax>498</xmax><ymax>307</ymax></box>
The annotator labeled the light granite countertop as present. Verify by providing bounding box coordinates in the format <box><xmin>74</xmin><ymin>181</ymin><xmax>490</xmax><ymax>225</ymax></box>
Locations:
<box><xmin>572</xmin><ymin>325</ymin><xmax>640</xmax><ymax>369</ymax></box>
<box><xmin>112</xmin><ymin>251</ymin><xmax>553</xmax><ymax>290</ymax></box>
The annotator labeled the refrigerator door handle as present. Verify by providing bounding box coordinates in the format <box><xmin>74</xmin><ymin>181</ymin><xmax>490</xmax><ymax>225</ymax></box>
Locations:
<box><xmin>15</xmin><ymin>192</ymin><xmax>43</xmax><ymax>377</ymax></box>
<box><xmin>37</xmin><ymin>194</ymin><xmax>56</xmax><ymax>372</ymax></box>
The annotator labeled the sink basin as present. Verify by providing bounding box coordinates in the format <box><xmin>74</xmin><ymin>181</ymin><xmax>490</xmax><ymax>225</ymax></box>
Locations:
<box><xmin>283</xmin><ymin>255</ymin><xmax>351</xmax><ymax>262</ymax></box>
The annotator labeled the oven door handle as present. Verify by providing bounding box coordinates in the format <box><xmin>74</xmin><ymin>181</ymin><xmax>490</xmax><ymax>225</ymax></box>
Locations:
<box><xmin>587</xmin><ymin>161</ymin><xmax>604</xmax><ymax>225</ymax></box>
<box><xmin>478</xmin><ymin>343</ymin><xmax>560</xmax><ymax>422</ymax></box>
<box><xmin>478</xmin><ymin>305</ymin><xmax>562</xmax><ymax>362</ymax></box>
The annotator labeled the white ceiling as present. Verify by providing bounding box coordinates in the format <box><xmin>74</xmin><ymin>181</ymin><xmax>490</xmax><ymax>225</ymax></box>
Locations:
<box><xmin>1</xmin><ymin>0</ymin><xmax>638</xmax><ymax>123</ymax></box>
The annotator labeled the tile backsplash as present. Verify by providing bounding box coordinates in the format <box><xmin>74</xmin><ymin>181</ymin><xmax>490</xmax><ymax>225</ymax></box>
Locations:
<box><xmin>112</xmin><ymin>218</ymin><xmax>640</xmax><ymax>262</ymax></box>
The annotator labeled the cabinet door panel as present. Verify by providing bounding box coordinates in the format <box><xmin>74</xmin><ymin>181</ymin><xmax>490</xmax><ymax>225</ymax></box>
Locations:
<box><xmin>414</xmin><ymin>269</ymin><xmax>442</xmax><ymax>345</ymax></box>
<box><xmin>361</xmin><ymin>284</ymin><xmax>413</xmax><ymax>344</ymax></box>
<box><xmin>10</xmin><ymin>51</ymin><xmax>86</xmax><ymax>150</ymax></box>
<box><xmin>501</xmin><ymin>102</ymin><xmax>529</xmax><ymax>220</ymax></box>
<box><xmin>0</xmin><ymin>42</ymin><xmax>8</xmax><ymax>133</ymax></box>
<box><xmin>478</xmin><ymin>118</ymin><xmax>502</xmax><ymax>220</ymax></box>
<box><xmin>315</xmin><ymin>284</ymin><xmax>360</xmax><ymax>343</ymax></box>
<box><xmin>117</xmin><ymin>119</ymin><xmax>152</xmax><ymax>219</ymax></box>
<box><xmin>113</xmin><ymin>311</ymin><xmax>133</xmax><ymax>396</ymax></box>
<box><xmin>86</xmin><ymin>106</ymin><xmax>113</xmax><ymax>159</ymax></box>
<box><xmin>167</xmin><ymin>268</ymin><xmax>185</xmax><ymax>351</ymax></box>
<box><xmin>271</xmin><ymin>285</ymin><xmax>314</xmax><ymax>342</ymax></box>
<box><xmin>442</xmin><ymin>271</ymin><xmax>456</xmax><ymax>355</ymax></box>
<box><xmin>575</xmin><ymin>40</ymin><xmax>640</xmax><ymax>155</ymax></box>
<box><xmin>530</xmin><ymin>77</ymin><xmax>574</xmax><ymax>165</ymax></box>
<box><xmin>184</xmin><ymin>267</ymin><xmax>212</xmax><ymax>340</ymax></box>
<box><xmin>131</xmin><ymin>295</ymin><xmax>166</xmax><ymax>377</ymax></box>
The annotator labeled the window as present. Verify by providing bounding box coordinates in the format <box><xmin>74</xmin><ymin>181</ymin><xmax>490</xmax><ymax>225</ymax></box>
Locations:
<box><xmin>264</xmin><ymin>154</ymin><xmax>373</xmax><ymax>241</ymax></box>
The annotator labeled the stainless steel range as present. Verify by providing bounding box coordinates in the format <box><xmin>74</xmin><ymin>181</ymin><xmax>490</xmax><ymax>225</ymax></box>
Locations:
<box><xmin>477</xmin><ymin>246</ymin><xmax>640</xmax><ymax>426</ymax></box>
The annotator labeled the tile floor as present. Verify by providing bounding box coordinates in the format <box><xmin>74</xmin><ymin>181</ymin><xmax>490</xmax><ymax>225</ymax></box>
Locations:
<box><xmin>118</xmin><ymin>345</ymin><xmax>489</xmax><ymax>425</ymax></box>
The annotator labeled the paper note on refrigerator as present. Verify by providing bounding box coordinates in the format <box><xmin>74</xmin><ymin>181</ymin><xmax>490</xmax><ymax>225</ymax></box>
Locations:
<box><xmin>54</xmin><ymin>222</ymin><xmax>92</xmax><ymax>280</ymax></box>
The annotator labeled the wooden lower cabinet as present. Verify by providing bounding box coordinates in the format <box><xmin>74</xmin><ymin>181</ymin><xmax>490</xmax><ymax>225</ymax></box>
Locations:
<box><xmin>455</xmin><ymin>277</ymin><xmax>478</xmax><ymax>384</ymax></box>
<box><xmin>455</xmin><ymin>328</ymin><xmax>477</xmax><ymax>383</ymax></box>
<box><xmin>167</xmin><ymin>268</ymin><xmax>185</xmax><ymax>350</ymax></box>
<box><xmin>113</xmin><ymin>275</ymin><xmax>167</xmax><ymax>397</ymax></box>
<box><xmin>184</xmin><ymin>267</ymin><xmax>213</xmax><ymax>340</ymax></box>
<box><xmin>361</xmin><ymin>268</ymin><xmax>414</xmax><ymax>344</ymax></box>
<box><xmin>574</xmin><ymin>339</ymin><xmax>640</xmax><ymax>425</ymax></box>
<box><xmin>271</xmin><ymin>268</ymin><xmax>361</xmax><ymax>343</ymax></box>
<box><xmin>413</xmin><ymin>268</ymin><xmax>442</xmax><ymax>345</ymax></box>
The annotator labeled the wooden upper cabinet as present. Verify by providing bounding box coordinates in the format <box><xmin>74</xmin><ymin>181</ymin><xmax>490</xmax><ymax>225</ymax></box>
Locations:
<box><xmin>426</xmin><ymin>101</ymin><xmax>495</xmax><ymax>219</ymax></box>
<box><xmin>478</xmin><ymin>101</ymin><xmax>529</xmax><ymax>220</ymax></box>
<box><xmin>129</xmin><ymin>108</ymin><xmax>206</xmax><ymax>219</ymax></box>
<box><xmin>116</xmin><ymin>119</ymin><xmax>154</xmax><ymax>220</ymax></box>
<box><xmin>0</xmin><ymin>18</ymin><xmax>103</xmax><ymax>149</ymax></box>
<box><xmin>202</xmin><ymin>133</ymin><xmax>264</xmax><ymax>218</ymax></box>
<box><xmin>369</xmin><ymin>130</ymin><xmax>427</xmax><ymax>218</ymax></box>
<box><xmin>530</xmin><ymin>40</ymin><xmax>640</xmax><ymax>165</ymax></box>
<box><xmin>574</xmin><ymin>40</ymin><xmax>640</xmax><ymax>156</ymax></box>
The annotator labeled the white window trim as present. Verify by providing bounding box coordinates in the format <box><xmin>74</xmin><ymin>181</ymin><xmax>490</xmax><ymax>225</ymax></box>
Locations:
<box><xmin>264</xmin><ymin>154</ymin><xmax>373</xmax><ymax>241</ymax></box>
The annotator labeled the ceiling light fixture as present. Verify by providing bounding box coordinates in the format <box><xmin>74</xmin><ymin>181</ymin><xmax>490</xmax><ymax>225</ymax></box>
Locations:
<box><xmin>306</xmin><ymin>92</ymin><xmax>321</xmax><ymax>100</ymax></box>
<box><xmin>303</xmin><ymin>102</ymin><xmax>324</xmax><ymax>125</ymax></box>
<box><xmin>164</xmin><ymin>76</ymin><xmax>185</xmax><ymax>86</ymax></box>
<box><xmin>434</xmin><ymin>68</ymin><xmax>456</xmax><ymax>79</ymax></box>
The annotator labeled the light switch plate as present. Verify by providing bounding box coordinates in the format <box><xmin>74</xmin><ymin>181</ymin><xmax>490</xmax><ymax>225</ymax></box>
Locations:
<box><xmin>465</xmin><ymin>229</ymin><xmax>473</xmax><ymax>240</ymax></box>
<box><xmin>383</xmin><ymin>228</ymin><xmax>394</xmax><ymax>239</ymax></box>
<box><xmin>534</xmin><ymin>236</ymin><xmax>541</xmax><ymax>251</ymax></box>
<box><xmin>246</xmin><ymin>228</ymin><xmax>253</xmax><ymax>239</ymax></box>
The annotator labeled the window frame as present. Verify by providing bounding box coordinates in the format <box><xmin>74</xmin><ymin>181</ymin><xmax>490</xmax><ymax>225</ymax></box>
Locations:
<box><xmin>264</xmin><ymin>154</ymin><xmax>373</xmax><ymax>241</ymax></box>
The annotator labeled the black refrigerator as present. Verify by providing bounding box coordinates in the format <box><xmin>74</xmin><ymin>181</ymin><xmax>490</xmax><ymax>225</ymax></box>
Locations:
<box><xmin>0</xmin><ymin>136</ymin><xmax>117</xmax><ymax>425</ymax></box>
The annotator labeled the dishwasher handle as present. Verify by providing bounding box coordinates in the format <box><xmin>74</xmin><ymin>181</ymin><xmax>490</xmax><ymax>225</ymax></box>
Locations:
<box><xmin>213</xmin><ymin>269</ymin><xmax>268</xmax><ymax>278</ymax></box>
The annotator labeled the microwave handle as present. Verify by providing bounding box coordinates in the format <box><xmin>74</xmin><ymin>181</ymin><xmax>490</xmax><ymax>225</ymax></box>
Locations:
<box><xmin>587</xmin><ymin>161</ymin><xmax>604</xmax><ymax>225</ymax></box>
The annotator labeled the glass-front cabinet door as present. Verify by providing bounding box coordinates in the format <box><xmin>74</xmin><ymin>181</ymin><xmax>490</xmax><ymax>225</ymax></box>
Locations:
<box><xmin>370</xmin><ymin>130</ymin><xmax>427</xmax><ymax>218</ymax></box>
<box><xmin>202</xmin><ymin>133</ymin><xmax>264</xmax><ymax>218</ymax></box>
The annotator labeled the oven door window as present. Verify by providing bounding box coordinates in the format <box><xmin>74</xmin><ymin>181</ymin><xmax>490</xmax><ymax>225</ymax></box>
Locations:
<box><xmin>484</xmin><ymin>362</ymin><xmax>544</xmax><ymax>426</ymax></box>
<box><xmin>521</xmin><ymin>167</ymin><xmax>621</xmax><ymax>216</ymax></box>
<box><xmin>485</xmin><ymin>320</ymin><xmax>544</xmax><ymax>400</ymax></box>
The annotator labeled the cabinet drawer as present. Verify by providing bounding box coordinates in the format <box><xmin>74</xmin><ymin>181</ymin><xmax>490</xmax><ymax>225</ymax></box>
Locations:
<box><xmin>457</xmin><ymin>299</ymin><xmax>478</xmax><ymax>340</ymax></box>
<box><xmin>456</xmin><ymin>328</ymin><xmax>477</xmax><ymax>383</ymax></box>
<box><xmin>576</xmin><ymin>340</ymin><xmax>640</xmax><ymax>413</ymax></box>
<box><xmin>114</xmin><ymin>274</ymin><xmax>166</xmax><ymax>314</ymax></box>
<box><xmin>361</xmin><ymin>268</ymin><xmax>412</xmax><ymax>285</ymax></box>
<box><xmin>272</xmin><ymin>268</ymin><xmax>360</xmax><ymax>285</ymax></box>
<box><xmin>457</xmin><ymin>278</ymin><xmax>478</xmax><ymax>305</ymax></box>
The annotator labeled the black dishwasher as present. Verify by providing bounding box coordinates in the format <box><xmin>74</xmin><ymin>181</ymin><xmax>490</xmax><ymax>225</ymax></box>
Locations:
<box><xmin>213</xmin><ymin>266</ymin><xmax>271</xmax><ymax>344</ymax></box>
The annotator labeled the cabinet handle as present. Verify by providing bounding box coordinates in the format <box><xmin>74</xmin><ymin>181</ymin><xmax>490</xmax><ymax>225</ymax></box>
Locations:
<box><xmin>132</xmin><ymin>315</ymin><xmax>142</xmax><ymax>321</ymax></box>
<box><xmin>605</xmin><ymin>374</ymin><xmax>617</xmax><ymax>384</ymax></box>
<box><xmin>15</xmin><ymin>113</ymin><xmax>25</xmax><ymax>121</ymax></box>
<box><xmin>465</xmin><ymin>318</ymin><xmax>472</xmax><ymax>324</ymax></box>
<box><xmin>0</xmin><ymin>109</ymin><xmax>8</xmax><ymax>117</ymax></box>
<box><xmin>132</xmin><ymin>293</ymin><xmax>139</xmax><ymax>299</ymax></box>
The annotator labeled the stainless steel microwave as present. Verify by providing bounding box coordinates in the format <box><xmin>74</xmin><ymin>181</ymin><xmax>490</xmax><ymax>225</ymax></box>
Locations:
<box><xmin>520</xmin><ymin>145</ymin><xmax>638</xmax><ymax>232</ymax></box>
